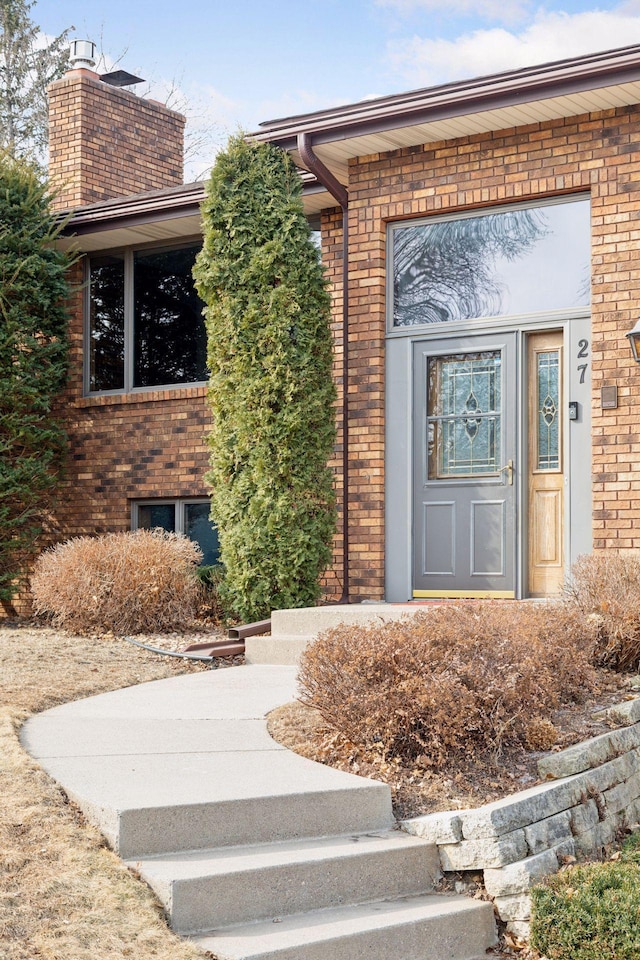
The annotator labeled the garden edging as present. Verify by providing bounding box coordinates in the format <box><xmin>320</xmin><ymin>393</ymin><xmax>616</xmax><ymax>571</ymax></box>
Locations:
<box><xmin>400</xmin><ymin>698</ymin><xmax>640</xmax><ymax>939</ymax></box>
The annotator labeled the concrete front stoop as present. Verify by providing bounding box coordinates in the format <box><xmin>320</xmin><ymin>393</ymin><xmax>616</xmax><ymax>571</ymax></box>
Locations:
<box><xmin>245</xmin><ymin>603</ymin><xmax>426</xmax><ymax>666</ymax></box>
<box><xmin>21</xmin><ymin>664</ymin><xmax>496</xmax><ymax>960</ymax></box>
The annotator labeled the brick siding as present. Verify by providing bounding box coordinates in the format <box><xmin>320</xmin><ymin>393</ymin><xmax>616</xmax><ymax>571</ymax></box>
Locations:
<box><xmin>43</xmin><ymin>85</ymin><xmax>640</xmax><ymax>603</ymax></box>
<box><xmin>51</xmin><ymin>261</ymin><xmax>211</xmax><ymax>542</ymax></box>
<box><xmin>319</xmin><ymin>103</ymin><xmax>640</xmax><ymax>599</ymax></box>
<box><xmin>319</xmin><ymin>207</ymin><xmax>346</xmax><ymax>600</ymax></box>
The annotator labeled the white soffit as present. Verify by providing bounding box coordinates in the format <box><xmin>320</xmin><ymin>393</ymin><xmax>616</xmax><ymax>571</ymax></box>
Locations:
<box><xmin>288</xmin><ymin>80</ymin><xmax>640</xmax><ymax>188</ymax></box>
<box><xmin>58</xmin><ymin>213</ymin><xmax>203</xmax><ymax>252</ymax></box>
<box><xmin>302</xmin><ymin>187</ymin><xmax>333</xmax><ymax>215</ymax></box>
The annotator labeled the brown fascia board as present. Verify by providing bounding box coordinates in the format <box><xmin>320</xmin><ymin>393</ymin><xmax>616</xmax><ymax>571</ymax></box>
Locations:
<box><xmin>60</xmin><ymin>182</ymin><xmax>207</xmax><ymax>236</ymax></box>
<box><xmin>60</xmin><ymin>171</ymin><xmax>323</xmax><ymax>237</ymax></box>
<box><xmin>254</xmin><ymin>42</ymin><xmax>640</xmax><ymax>150</ymax></box>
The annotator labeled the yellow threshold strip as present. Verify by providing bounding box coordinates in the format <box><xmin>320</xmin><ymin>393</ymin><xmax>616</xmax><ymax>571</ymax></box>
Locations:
<box><xmin>413</xmin><ymin>589</ymin><xmax>516</xmax><ymax>599</ymax></box>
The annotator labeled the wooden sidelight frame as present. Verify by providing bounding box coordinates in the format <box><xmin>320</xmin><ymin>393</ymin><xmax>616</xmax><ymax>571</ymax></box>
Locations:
<box><xmin>527</xmin><ymin>330</ymin><xmax>565</xmax><ymax>597</ymax></box>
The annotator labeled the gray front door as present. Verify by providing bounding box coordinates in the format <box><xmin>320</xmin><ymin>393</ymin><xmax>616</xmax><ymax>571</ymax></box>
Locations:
<box><xmin>413</xmin><ymin>333</ymin><xmax>517</xmax><ymax>597</ymax></box>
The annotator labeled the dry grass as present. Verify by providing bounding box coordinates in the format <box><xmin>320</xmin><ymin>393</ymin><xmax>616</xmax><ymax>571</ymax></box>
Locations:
<box><xmin>3</xmin><ymin>596</ymin><xmax>635</xmax><ymax>960</ymax></box>
<box><xmin>0</xmin><ymin>621</ymin><xmax>227</xmax><ymax>960</ymax></box>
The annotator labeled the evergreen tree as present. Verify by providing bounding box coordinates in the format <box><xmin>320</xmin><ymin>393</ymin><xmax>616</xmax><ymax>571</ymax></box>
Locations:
<box><xmin>0</xmin><ymin>153</ymin><xmax>71</xmax><ymax>610</ymax></box>
<box><xmin>194</xmin><ymin>136</ymin><xmax>336</xmax><ymax>622</ymax></box>
<box><xmin>0</xmin><ymin>0</ymin><xmax>71</xmax><ymax>159</ymax></box>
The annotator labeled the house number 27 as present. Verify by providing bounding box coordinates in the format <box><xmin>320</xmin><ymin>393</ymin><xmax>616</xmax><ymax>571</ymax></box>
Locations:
<box><xmin>577</xmin><ymin>338</ymin><xmax>589</xmax><ymax>384</ymax></box>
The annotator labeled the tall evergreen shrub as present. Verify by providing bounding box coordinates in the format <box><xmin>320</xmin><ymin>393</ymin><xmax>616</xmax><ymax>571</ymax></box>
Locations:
<box><xmin>0</xmin><ymin>153</ymin><xmax>71</xmax><ymax>608</ymax></box>
<box><xmin>194</xmin><ymin>136</ymin><xmax>336</xmax><ymax>622</ymax></box>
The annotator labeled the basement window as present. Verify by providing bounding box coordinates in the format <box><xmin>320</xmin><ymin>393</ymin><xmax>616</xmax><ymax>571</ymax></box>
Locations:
<box><xmin>132</xmin><ymin>498</ymin><xmax>220</xmax><ymax>566</ymax></box>
<box><xmin>87</xmin><ymin>242</ymin><xmax>207</xmax><ymax>394</ymax></box>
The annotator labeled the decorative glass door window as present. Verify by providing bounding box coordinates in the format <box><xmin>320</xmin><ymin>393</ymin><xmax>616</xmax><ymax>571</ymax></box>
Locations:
<box><xmin>427</xmin><ymin>351</ymin><xmax>501</xmax><ymax>478</ymax></box>
<box><xmin>535</xmin><ymin>350</ymin><xmax>561</xmax><ymax>471</ymax></box>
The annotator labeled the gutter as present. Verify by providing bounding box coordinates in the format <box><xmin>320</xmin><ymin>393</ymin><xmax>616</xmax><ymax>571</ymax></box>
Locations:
<box><xmin>256</xmin><ymin>42</ymin><xmax>640</xmax><ymax>151</ymax></box>
<box><xmin>59</xmin><ymin>182</ymin><xmax>206</xmax><ymax>236</ymax></box>
<box><xmin>297</xmin><ymin>133</ymin><xmax>350</xmax><ymax>604</ymax></box>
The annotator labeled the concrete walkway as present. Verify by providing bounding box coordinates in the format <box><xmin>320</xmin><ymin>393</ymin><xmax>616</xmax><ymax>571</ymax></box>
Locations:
<box><xmin>21</xmin><ymin>663</ymin><xmax>496</xmax><ymax>959</ymax></box>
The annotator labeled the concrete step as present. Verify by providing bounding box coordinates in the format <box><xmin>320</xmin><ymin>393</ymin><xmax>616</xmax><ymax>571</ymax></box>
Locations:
<box><xmin>247</xmin><ymin>605</ymin><xmax>427</xmax><ymax>665</ymax></box>
<box><xmin>192</xmin><ymin>893</ymin><xmax>497</xmax><ymax>960</ymax></box>
<box><xmin>270</xmin><ymin>604</ymin><xmax>423</xmax><ymax>637</ymax></box>
<box><xmin>128</xmin><ymin>830</ymin><xmax>441</xmax><ymax>934</ymax></box>
<box><xmin>100</xmin><ymin>756</ymin><xmax>393</xmax><ymax>858</ymax></box>
<box><xmin>245</xmin><ymin>633</ymin><xmax>315</xmax><ymax>665</ymax></box>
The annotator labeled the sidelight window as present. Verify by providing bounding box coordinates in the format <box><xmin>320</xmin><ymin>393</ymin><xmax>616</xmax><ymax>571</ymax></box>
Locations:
<box><xmin>535</xmin><ymin>349</ymin><xmax>561</xmax><ymax>471</ymax></box>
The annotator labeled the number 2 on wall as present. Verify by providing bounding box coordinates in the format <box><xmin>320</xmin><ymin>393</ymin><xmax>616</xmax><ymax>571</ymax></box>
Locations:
<box><xmin>577</xmin><ymin>338</ymin><xmax>589</xmax><ymax>384</ymax></box>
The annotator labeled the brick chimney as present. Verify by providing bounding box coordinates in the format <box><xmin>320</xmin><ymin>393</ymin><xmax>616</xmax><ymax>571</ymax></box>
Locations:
<box><xmin>48</xmin><ymin>51</ymin><xmax>186</xmax><ymax>211</ymax></box>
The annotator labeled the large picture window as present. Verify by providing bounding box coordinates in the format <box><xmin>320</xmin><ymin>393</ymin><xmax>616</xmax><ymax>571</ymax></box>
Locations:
<box><xmin>391</xmin><ymin>197</ymin><xmax>590</xmax><ymax>328</ymax></box>
<box><xmin>87</xmin><ymin>242</ymin><xmax>207</xmax><ymax>393</ymax></box>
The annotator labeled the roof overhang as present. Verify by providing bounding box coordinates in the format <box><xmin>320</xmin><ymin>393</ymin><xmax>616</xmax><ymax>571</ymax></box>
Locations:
<box><xmin>58</xmin><ymin>173</ymin><xmax>328</xmax><ymax>250</ymax></box>
<box><xmin>57</xmin><ymin>182</ymin><xmax>206</xmax><ymax>252</ymax></box>
<box><xmin>254</xmin><ymin>43</ymin><xmax>640</xmax><ymax>193</ymax></box>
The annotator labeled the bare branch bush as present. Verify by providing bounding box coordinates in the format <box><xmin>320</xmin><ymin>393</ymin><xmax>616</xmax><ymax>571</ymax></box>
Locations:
<box><xmin>566</xmin><ymin>552</ymin><xmax>640</xmax><ymax>670</ymax></box>
<box><xmin>31</xmin><ymin>529</ymin><xmax>202</xmax><ymax>635</ymax></box>
<box><xmin>298</xmin><ymin>602</ymin><xmax>598</xmax><ymax>769</ymax></box>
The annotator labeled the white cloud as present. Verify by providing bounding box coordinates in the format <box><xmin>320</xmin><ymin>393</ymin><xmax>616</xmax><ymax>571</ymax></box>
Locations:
<box><xmin>386</xmin><ymin>7</ymin><xmax>640</xmax><ymax>89</ymax></box>
<box><xmin>376</xmin><ymin>0</ymin><xmax>533</xmax><ymax>25</ymax></box>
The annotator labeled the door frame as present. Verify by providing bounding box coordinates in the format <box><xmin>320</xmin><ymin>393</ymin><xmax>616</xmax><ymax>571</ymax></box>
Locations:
<box><xmin>384</xmin><ymin>315</ymin><xmax>592</xmax><ymax>601</ymax></box>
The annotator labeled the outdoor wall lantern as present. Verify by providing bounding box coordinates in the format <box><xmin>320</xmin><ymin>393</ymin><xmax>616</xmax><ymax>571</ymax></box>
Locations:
<box><xmin>626</xmin><ymin>319</ymin><xmax>640</xmax><ymax>363</ymax></box>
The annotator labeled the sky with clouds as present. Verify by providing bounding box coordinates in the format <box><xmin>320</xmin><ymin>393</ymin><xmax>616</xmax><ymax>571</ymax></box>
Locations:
<box><xmin>35</xmin><ymin>0</ymin><xmax>640</xmax><ymax>178</ymax></box>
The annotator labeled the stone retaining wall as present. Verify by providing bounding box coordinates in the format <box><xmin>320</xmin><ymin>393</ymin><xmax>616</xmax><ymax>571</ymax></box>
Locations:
<box><xmin>401</xmin><ymin>698</ymin><xmax>640</xmax><ymax>939</ymax></box>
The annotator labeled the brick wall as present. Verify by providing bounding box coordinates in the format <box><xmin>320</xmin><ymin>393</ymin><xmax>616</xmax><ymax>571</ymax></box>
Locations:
<box><xmin>48</xmin><ymin>68</ymin><xmax>185</xmax><ymax>211</ymax></box>
<box><xmin>51</xmin><ymin>260</ymin><xmax>211</xmax><ymax>544</ymax></box>
<box><xmin>44</xmin><ymin>66</ymin><xmax>207</xmax><ymax>547</ymax></box>
<box><xmin>1</xmin><ymin>68</ymin><xmax>193</xmax><ymax>616</ymax></box>
<box><xmin>320</xmin><ymin>103</ymin><xmax>640</xmax><ymax>599</ymax></box>
<box><xmin>320</xmin><ymin>207</ymin><xmax>345</xmax><ymax>600</ymax></box>
<box><xmin>45</xmin><ymin>98</ymin><xmax>640</xmax><ymax>602</ymax></box>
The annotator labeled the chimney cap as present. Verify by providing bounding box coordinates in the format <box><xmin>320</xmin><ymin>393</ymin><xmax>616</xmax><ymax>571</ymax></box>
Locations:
<box><xmin>100</xmin><ymin>69</ymin><xmax>145</xmax><ymax>88</ymax></box>
<box><xmin>69</xmin><ymin>39</ymin><xmax>97</xmax><ymax>70</ymax></box>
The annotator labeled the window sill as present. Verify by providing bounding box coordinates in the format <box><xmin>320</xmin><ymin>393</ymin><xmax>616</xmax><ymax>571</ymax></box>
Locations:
<box><xmin>75</xmin><ymin>384</ymin><xmax>208</xmax><ymax>408</ymax></box>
